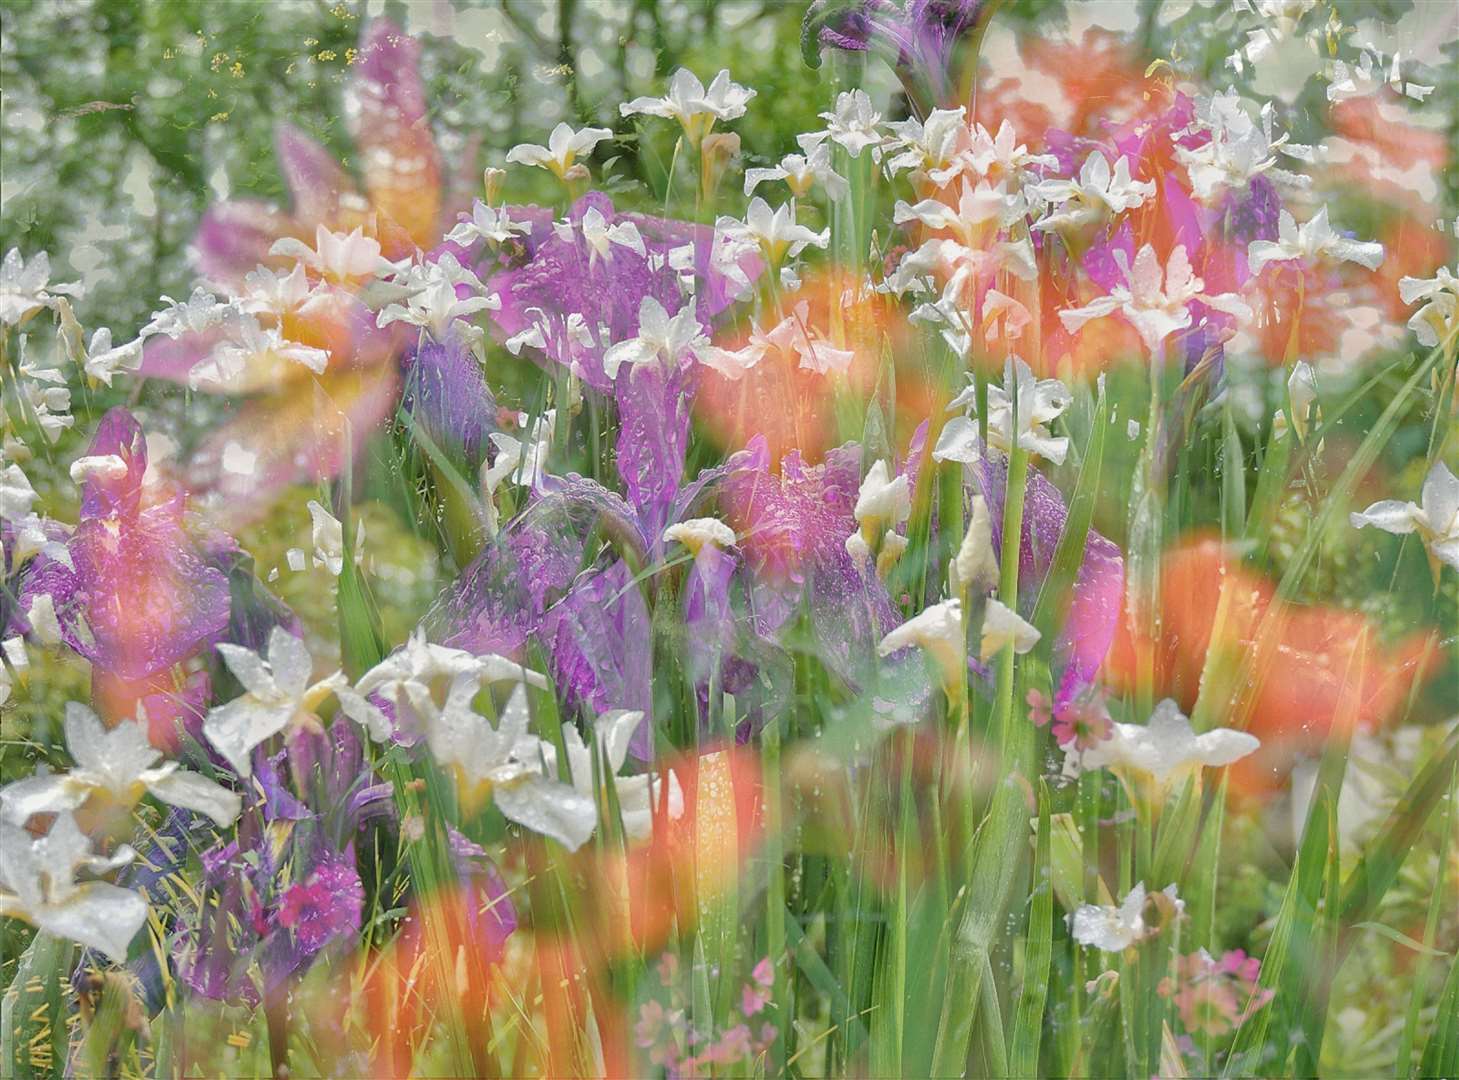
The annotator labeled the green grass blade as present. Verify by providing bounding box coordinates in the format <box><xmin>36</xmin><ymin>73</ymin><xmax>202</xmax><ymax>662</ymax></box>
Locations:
<box><xmin>1031</xmin><ymin>380</ymin><xmax>1109</xmax><ymax>643</ymax></box>
<box><xmin>1339</xmin><ymin>728</ymin><xmax>1459</xmax><ymax>938</ymax></box>
<box><xmin>1396</xmin><ymin>766</ymin><xmax>1458</xmax><ymax>1077</ymax></box>
<box><xmin>1223</xmin><ymin>788</ymin><xmax>1332</xmax><ymax>1077</ymax></box>
<box><xmin>1419</xmin><ymin>946</ymin><xmax>1459</xmax><ymax>1079</ymax></box>
<box><xmin>1010</xmin><ymin>781</ymin><xmax>1053</xmax><ymax>1078</ymax></box>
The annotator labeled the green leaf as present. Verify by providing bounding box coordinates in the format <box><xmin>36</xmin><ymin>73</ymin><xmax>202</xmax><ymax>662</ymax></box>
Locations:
<box><xmin>1340</xmin><ymin>729</ymin><xmax>1459</xmax><ymax>936</ymax></box>
<box><xmin>1419</xmin><ymin>947</ymin><xmax>1459</xmax><ymax>1079</ymax></box>
<box><xmin>1224</xmin><ymin>788</ymin><xmax>1332</xmax><ymax>1077</ymax></box>
<box><xmin>1350</xmin><ymin>921</ymin><xmax>1452</xmax><ymax>960</ymax></box>
<box><xmin>1031</xmin><ymin>380</ymin><xmax>1109</xmax><ymax>644</ymax></box>
<box><xmin>1010</xmin><ymin>781</ymin><xmax>1053</xmax><ymax>1078</ymax></box>
<box><xmin>1220</xmin><ymin>401</ymin><xmax>1246</xmax><ymax>538</ymax></box>
<box><xmin>929</xmin><ymin>777</ymin><xmax>1026</xmax><ymax>1076</ymax></box>
<box><xmin>1</xmin><ymin>932</ymin><xmax>72</xmax><ymax>1080</ymax></box>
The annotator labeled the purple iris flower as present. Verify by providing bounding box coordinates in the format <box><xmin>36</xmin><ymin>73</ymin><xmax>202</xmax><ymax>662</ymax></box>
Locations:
<box><xmin>430</xmin><ymin>475</ymin><xmax>656</xmax><ymax>751</ymax></box>
<box><xmin>402</xmin><ymin>334</ymin><xmax>500</xmax><ymax>471</ymax></box>
<box><xmin>177</xmin><ymin>721</ymin><xmax>394</xmax><ymax>1005</ymax></box>
<box><xmin>14</xmin><ymin>409</ymin><xmax>232</xmax><ymax>741</ymax></box>
<box><xmin>973</xmin><ymin>455</ymin><xmax>1124</xmax><ymax>711</ymax></box>
<box><xmin>721</xmin><ymin>440</ymin><xmax>900</xmax><ymax>689</ymax></box>
<box><xmin>802</xmin><ymin>0</ymin><xmax>992</xmax><ymax>113</ymax></box>
<box><xmin>487</xmin><ymin>193</ymin><xmax>747</xmax><ymax>394</ymax></box>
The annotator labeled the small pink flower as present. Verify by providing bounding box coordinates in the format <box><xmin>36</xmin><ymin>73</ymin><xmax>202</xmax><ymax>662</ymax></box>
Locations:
<box><xmin>742</xmin><ymin>983</ymin><xmax>771</xmax><ymax>1017</ymax></box>
<box><xmin>1052</xmin><ymin>689</ymin><xmax>1113</xmax><ymax>750</ymax></box>
<box><xmin>1027</xmin><ymin>688</ymin><xmax>1052</xmax><ymax>727</ymax></box>
<box><xmin>635</xmin><ymin>1000</ymin><xmax>666</xmax><ymax>1050</ymax></box>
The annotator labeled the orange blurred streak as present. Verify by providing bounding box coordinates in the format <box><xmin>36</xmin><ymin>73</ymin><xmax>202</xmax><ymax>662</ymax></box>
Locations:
<box><xmin>359</xmin><ymin>885</ymin><xmax>514</xmax><ymax>1078</ymax></box>
<box><xmin>695</xmin><ymin>269</ymin><xmax>914</xmax><ymax>463</ymax></box>
<box><xmin>1106</xmin><ymin>534</ymin><xmax>1437</xmax><ymax>795</ymax></box>
<box><xmin>193</xmin><ymin>364</ymin><xmax>401</xmax><ymax>530</ymax></box>
<box><xmin>1328</xmin><ymin>97</ymin><xmax>1451</xmax><ymax>217</ymax></box>
<box><xmin>974</xmin><ymin>29</ymin><xmax>1147</xmax><ymax>151</ymax></box>
<box><xmin>1368</xmin><ymin>214</ymin><xmax>1454</xmax><ymax>324</ymax></box>
<box><xmin>573</xmin><ymin>747</ymin><xmax>763</xmax><ymax>961</ymax></box>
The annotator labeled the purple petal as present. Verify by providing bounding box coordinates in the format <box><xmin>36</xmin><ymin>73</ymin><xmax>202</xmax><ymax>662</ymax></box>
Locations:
<box><xmin>193</xmin><ymin>200</ymin><xmax>295</xmax><ymax>288</ymax></box>
<box><xmin>402</xmin><ymin>337</ymin><xmax>499</xmax><ymax>469</ymax></box>
<box><xmin>616</xmin><ymin>360</ymin><xmax>694</xmax><ymax>539</ymax></box>
<box><xmin>275</xmin><ymin>123</ymin><xmax>352</xmax><ymax>230</ymax></box>
<box><xmin>975</xmin><ymin>456</ymin><xmax>1124</xmax><ymax>701</ymax></box>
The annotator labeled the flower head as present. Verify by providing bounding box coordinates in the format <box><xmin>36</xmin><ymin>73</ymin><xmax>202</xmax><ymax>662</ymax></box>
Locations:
<box><xmin>1033</xmin><ymin>152</ymin><xmax>1154</xmax><ymax>234</ymax></box>
<box><xmin>376</xmin><ymin>257</ymin><xmax>498</xmax><ymax>347</ymax></box>
<box><xmin>978</xmin><ymin>597</ymin><xmax>1041</xmax><ymax>660</ymax></box>
<box><xmin>270</xmin><ymin>225</ymin><xmax>399</xmax><ymax>284</ymax></box>
<box><xmin>0</xmin><ymin>248</ymin><xmax>82</xmax><ymax>327</ymax></box>
<box><xmin>621</xmin><ymin>68</ymin><xmax>756</xmax><ymax>145</ymax></box>
<box><xmin>561</xmin><ymin>709</ymin><xmax>684</xmax><ymax>842</ymax></box>
<box><xmin>803</xmin><ymin>0</ymin><xmax>990</xmax><ymax>113</ymax></box>
<box><xmin>426</xmin><ymin>682</ymin><xmax>596</xmax><ymax>850</ymax></box>
<box><xmin>717</xmin><ymin>198</ymin><xmax>829</xmax><ymax>270</ymax></box>
<box><xmin>878</xmin><ymin>599</ymin><xmax>964</xmax><ymax>690</ymax></box>
<box><xmin>1070</xmin><ymin>882</ymin><xmax>1183</xmax><ymax>952</ymax></box>
<box><xmin>602</xmin><ymin>297</ymin><xmax>707</xmax><ymax>380</ymax></box>
<box><xmin>1350</xmin><ymin>460</ymin><xmax>1459</xmax><ymax>572</ymax></box>
<box><xmin>339</xmin><ymin>629</ymin><xmax>548</xmax><ymax>745</ymax></box>
<box><xmin>3</xmin><ymin>703</ymin><xmax>240</xmax><ymax>828</ymax></box>
<box><xmin>1060</xmin><ymin>244</ymin><xmax>1251</xmax><ymax>355</ymax></box>
<box><xmin>203</xmin><ymin>628</ymin><xmax>346</xmax><ymax>776</ymax></box>
<box><xmin>1246</xmin><ymin>205</ymin><xmax>1384</xmax><ymax>274</ymax></box>
<box><xmin>819</xmin><ymin>90</ymin><xmax>884</xmax><ymax>158</ymax></box>
<box><xmin>445</xmin><ymin>200</ymin><xmax>532</xmax><ymax>248</ymax></box>
<box><xmin>1065</xmin><ymin>698</ymin><xmax>1260</xmax><ymax>792</ymax></box>
<box><xmin>1397</xmin><ymin>265</ymin><xmax>1458</xmax><ymax>348</ymax></box>
<box><xmin>745</xmin><ymin>134</ymin><xmax>849</xmax><ymax>200</ymax></box>
<box><xmin>940</xmin><ymin>357</ymin><xmax>1071</xmax><ymax>466</ymax></box>
<box><xmin>554</xmin><ymin>205</ymin><xmax>647</xmax><ymax>267</ymax></box>
<box><xmin>846</xmin><ymin>460</ymin><xmax>911</xmax><ymax>574</ymax></box>
<box><xmin>83</xmin><ymin>328</ymin><xmax>144</xmax><ymax>387</ymax></box>
<box><xmin>664</xmin><ymin>517</ymin><xmax>738</xmax><ymax>556</ymax></box>
<box><xmin>505</xmin><ymin>122</ymin><xmax>614</xmax><ymax>181</ymax></box>
<box><xmin>0</xmin><ymin>811</ymin><xmax>146</xmax><ymax>961</ymax></box>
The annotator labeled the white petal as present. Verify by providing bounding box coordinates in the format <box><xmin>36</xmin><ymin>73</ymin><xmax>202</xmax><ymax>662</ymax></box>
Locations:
<box><xmin>266</xmin><ymin>628</ymin><xmax>315</xmax><ymax>699</ymax></box>
<box><xmin>932</xmin><ymin>416</ymin><xmax>982</xmax><ymax>464</ymax></box>
<box><xmin>144</xmin><ymin>770</ymin><xmax>242</xmax><ymax>827</ymax></box>
<box><xmin>493</xmin><ymin>776</ymin><xmax>597</xmax><ymax>851</ymax></box>
<box><xmin>202</xmin><ymin>699</ymin><xmax>292</xmax><ymax>777</ymax></box>
<box><xmin>215</xmin><ymin>642</ymin><xmax>278</xmax><ymax>698</ymax></box>
<box><xmin>1349</xmin><ymin>500</ymin><xmax>1418</xmax><ymax>535</ymax></box>
<box><xmin>35</xmin><ymin>882</ymin><xmax>148</xmax><ymax>963</ymax></box>
<box><xmin>0</xmin><ymin>774</ymin><xmax>88</xmax><ymax>826</ymax></box>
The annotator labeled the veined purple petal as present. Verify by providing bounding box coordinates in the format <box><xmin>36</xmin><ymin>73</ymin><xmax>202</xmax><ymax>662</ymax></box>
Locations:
<box><xmin>616</xmin><ymin>360</ymin><xmax>694</xmax><ymax>540</ymax></box>
<box><xmin>543</xmin><ymin>560</ymin><xmax>653</xmax><ymax>749</ymax></box>
<box><xmin>490</xmin><ymin>194</ymin><xmax>754</xmax><ymax>391</ymax></box>
<box><xmin>19</xmin><ymin>413</ymin><xmax>231</xmax><ymax>681</ymax></box>
<box><xmin>275</xmin><ymin>123</ymin><xmax>351</xmax><ymax>229</ymax></box>
<box><xmin>974</xmin><ymin>455</ymin><xmax>1124</xmax><ymax>702</ymax></box>
<box><xmin>403</xmin><ymin>337</ymin><xmax>499</xmax><ymax>469</ymax></box>
<box><xmin>721</xmin><ymin>443</ymin><xmax>898</xmax><ymax>688</ymax></box>
<box><xmin>277</xmin><ymin>853</ymin><xmax>364</xmax><ymax>954</ymax></box>
<box><xmin>349</xmin><ymin>19</ymin><xmax>442</xmax><ymax>253</ymax></box>
<box><xmin>80</xmin><ymin>407</ymin><xmax>148</xmax><ymax>520</ymax></box>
